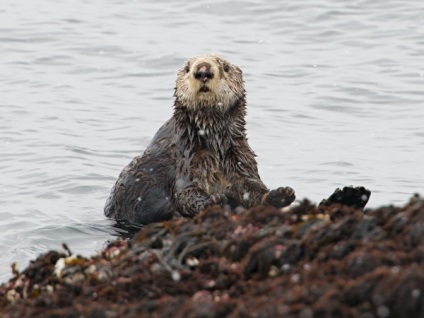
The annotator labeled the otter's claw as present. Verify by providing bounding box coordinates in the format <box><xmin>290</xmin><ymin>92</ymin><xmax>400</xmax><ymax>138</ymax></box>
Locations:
<box><xmin>320</xmin><ymin>186</ymin><xmax>371</xmax><ymax>209</ymax></box>
<box><xmin>266</xmin><ymin>186</ymin><xmax>296</xmax><ymax>208</ymax></box>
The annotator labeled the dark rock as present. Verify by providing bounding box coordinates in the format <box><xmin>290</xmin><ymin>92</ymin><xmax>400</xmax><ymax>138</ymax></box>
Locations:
<box><xmin>1</xmin><ymin>195</ymin><xmax>424</xmax><ymax>317</ymax></box>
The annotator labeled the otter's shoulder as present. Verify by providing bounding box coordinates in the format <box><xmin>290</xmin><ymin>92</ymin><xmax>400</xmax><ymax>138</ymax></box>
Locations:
<box><xmin>148</xmin><ymin>118</ymin><xmax>176</xmax><ymax>145</ymax></box>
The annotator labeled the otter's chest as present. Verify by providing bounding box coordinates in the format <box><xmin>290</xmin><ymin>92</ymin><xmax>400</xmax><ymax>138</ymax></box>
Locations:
<box><xmin>197</xmin><ymin>146</ymin><xmax>235</xmax><ymax>195</ymax></box>
<box><xmin>202</xmin><ymin>170</ymin><xmax>232</xmax><ymax>195</ymax></box>
<box><xmin>176</xmin><ymin>124</ymin><xmax>237</xmax><ymax>194</ymax></box>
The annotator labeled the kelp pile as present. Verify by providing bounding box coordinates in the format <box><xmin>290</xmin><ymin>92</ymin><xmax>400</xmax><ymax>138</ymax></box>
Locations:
<box><xmin>1</xmin><ymin>195</ymin><xmax>423</xmax><ymax>318</ymax></box>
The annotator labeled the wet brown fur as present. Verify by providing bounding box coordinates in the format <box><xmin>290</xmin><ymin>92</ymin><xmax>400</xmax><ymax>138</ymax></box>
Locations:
<box><xmin>104</xmin><ymin>55</ymin><xmax>295</xmax><ymax>224</ymax></box>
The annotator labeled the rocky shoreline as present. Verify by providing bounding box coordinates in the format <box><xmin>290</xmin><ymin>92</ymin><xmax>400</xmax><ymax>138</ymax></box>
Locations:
<box><xmin>1</xmin><ymin>196</ymin><xmax>423</xmax><ymax>318</ymax></box>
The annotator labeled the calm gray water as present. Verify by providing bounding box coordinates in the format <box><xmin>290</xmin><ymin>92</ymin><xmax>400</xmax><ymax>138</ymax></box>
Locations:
<box><xmin>1</xmin><ymin>0</ymin><xmax>423</xmax><ymax>282</ymax></box>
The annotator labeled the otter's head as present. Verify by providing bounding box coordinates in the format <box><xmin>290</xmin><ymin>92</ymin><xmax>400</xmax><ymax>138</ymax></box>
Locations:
<box><xmin>175</xmin><ymin>55</ymin><xmax>245</xmax><ymax>111</ymax></box>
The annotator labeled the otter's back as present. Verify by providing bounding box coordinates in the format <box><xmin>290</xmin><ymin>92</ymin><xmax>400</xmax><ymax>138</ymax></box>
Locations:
<box><xmin>104</xmin><ymin>119</ymin><xmax>176</xmax><ymax>224</ymax></box>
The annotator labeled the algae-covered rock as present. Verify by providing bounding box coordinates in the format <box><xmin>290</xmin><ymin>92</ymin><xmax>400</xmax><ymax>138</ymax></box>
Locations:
<box><xmin>1</xmin><ymin>196</ymin><xmax>423</xmax><ymax>318</ymax></box>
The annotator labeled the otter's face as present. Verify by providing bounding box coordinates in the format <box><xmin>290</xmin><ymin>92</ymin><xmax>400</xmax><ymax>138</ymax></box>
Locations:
<box><xmin>175</xmin><ymin>55</ymin><xmax>244</xmax><ymax>110</ymax></box>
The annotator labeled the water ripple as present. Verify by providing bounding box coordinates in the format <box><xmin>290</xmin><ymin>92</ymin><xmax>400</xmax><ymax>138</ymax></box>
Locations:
<box><xmin>1</xmin><ymin>0</ymin><xmax>424</xmax><ymax>282</ymax></box>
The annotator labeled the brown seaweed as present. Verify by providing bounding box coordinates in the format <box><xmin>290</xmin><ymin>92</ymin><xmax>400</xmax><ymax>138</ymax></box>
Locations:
<box><xmin>1</xmin><ymin>195</ymin><xmax>423</xmax><ymax>318</ymax></box>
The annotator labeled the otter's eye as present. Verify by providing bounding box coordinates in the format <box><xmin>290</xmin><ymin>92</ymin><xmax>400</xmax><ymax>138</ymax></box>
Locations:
<box><xmin>184</xmin><ymin>65</ymin><xmax>190</xmax><ymax>73</ymax></box>
<box><xmin>223</xmin><ymin>64</ymin><xmax>230</xmax><ymax>72</ymax></box>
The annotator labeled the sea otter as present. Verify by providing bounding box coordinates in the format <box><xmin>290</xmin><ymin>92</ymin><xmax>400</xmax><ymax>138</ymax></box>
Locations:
<box><xmin>104</xmin><ymin>54</ymin><xmax>296</xmax><ymax>224</ymax></box>
<box><xmin>104</xmin><ymin>55</ymin><xmax>371</xmax><ymax>224</ymax></box>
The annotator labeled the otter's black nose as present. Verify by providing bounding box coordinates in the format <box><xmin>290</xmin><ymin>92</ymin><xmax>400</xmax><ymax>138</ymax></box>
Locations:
<box><xmin>194</xmin><ymin>64</ymin><xmax>214</xmax><ymax>83</ymax></box>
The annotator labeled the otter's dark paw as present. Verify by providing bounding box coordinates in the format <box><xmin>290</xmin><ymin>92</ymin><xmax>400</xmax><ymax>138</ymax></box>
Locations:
<box><xmin>266</xmin><ymin>187</ymin><xmax>296</xmax><ymax>208</ymax></box>
<box><xmin>320</xmin><ymin>186</ymin><xmax>371</xmax><ymax>209</ymax></box>
<box><xmin>206</xmin><ymin>193</ymin><xmax>228</xmax><ymax>207</ymax></box>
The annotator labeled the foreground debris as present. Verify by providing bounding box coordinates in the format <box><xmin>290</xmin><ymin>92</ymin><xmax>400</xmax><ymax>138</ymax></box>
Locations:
<box><xmin>1</xmin><ymin>196</ymin><xmax>424</xmax><ymax>318</ymax></box>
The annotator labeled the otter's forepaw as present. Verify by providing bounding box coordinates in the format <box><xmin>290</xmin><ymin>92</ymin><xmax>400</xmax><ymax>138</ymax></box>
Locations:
<box><xmin>206</xmin><ymin>193</ymin><xmax>228</xmax><ymax>207</ymax></box>
<box><xmin>178</xmin><ymin>188</ymin><xmax>211</xmax><ymax>217</ymax></box>
<box><xmin>266</xmin><ymin>187</ymin><xmax>296</xmax><ymax>208</ymax></box>
<box><xmin>320</xmin><ymin>186</ymin><xmax>371</xmax><ymax>209</ymax></box>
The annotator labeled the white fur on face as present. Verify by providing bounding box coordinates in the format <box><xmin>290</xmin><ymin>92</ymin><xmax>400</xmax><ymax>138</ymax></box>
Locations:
<box><xmin>175</xmin><ymin>55</ymin><xmax>244</xmax><ymax>111</ymax></box>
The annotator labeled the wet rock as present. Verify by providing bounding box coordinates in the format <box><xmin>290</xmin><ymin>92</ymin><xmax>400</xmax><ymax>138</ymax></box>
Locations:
<box><xmin>1</xmin><ymin>195</ymin><xmax>424</xmax><ymax>317</ymax></box>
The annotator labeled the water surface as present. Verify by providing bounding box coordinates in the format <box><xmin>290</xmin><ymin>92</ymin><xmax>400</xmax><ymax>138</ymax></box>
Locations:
<box><xmin>1</xmin><ymin>0</ymin><xmax>423</xmax><ymax>282</ymax></box>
